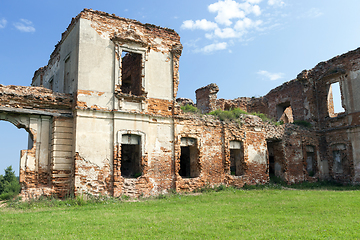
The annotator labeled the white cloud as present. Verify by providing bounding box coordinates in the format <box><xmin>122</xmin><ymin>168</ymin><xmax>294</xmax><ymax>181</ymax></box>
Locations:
<box><xmin>181</xmin><ymin>19</ymin><xmax>218</xmax><ymax>31</ymax></box>
<box><xmin>234</xmin><ymin>18</ymin><xmax>262</xmax><ymax>31</ymax></box>
<box><xmin>184</xmin><ymin>38</ymin><xmax>201</xmax><ymax>49</ymax></box>
<box><xmin>13</xmin><ymin>19</ymin><xmax>35</xmax><ymax>33</ymax></box>
<box><xmin>252</xmin><ymin>5</ymin><xmax>262</xmax><ymax>16</ymax></box>
<box><xmin>0</xmin><ymin>18</ymin><xmax>7</xmax><ymax>29</ymax></box>
<box><xmin>208</xmin><ymin>0</ymin><xmax>246</xmax><ymax>26</ymax></box>
<box><xmin>302</xmin><ymin>8</ymin><xmax>323</xmax><ymax>18</ymax></box>
<box><xmin>214</xmin><ymin>27</ymin><xmax>240</xmax><ymax>38</ymax></box>
<box><xmin>268</xmin><ymin>0</ymin><xmax>285</xmax><ymax>7</ymax></box>
<box><xmin>238</xmin><ymin>2</ymin><xmax>262</xmax><ymax>16</ymax></box>
<box><xmin>199</xmin><ymin>42</ymin><xmax>228</xmax><ymax>53</ymax></box>
<box><xmin>247</xmin><ymin>0</ymin><xmax>263</xmax><ymax>3</ymax></box>
<box><xmin>257</xmin><ymin>70</ymin><xmax>284</xmax><ymax>80</ymax></box>
<box><xmin>181</xmin><ymin>0</ymin><xmax>287</xmax><ymax>54</ymax></box>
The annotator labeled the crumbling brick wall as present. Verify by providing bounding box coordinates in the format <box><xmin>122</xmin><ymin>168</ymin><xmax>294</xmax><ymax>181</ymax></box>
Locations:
<box><xmin>0</xmin><ymin>85</ymin><xmax>72</xmax><ymax>112</ymax></box>
<box><xmin>195</xmin><ymin>83</ymin><xmax>219</xmax><ymax>113</ymax></box>
<box><xmin>215</xmin><ymin>97</ymin><xmax>268</xmax><ymax>114</ymax></box>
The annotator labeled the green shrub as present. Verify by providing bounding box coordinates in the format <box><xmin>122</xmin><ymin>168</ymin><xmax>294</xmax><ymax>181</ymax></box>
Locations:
<box><xmin>250</xmin><ymin>112</ymin><xmax>275</xmax><ymax>123</ymax></box>
<box><xmin>293</xmin><ymin>120</ymin><xmax>312</xmax><ymax>128</ymax></box>
<box><xmin>208</xmin><ymin>108</ymin><xmax>247</xmax><ymax>121</ymax></box>
<box><xmin>133</xmin><ymin>173</ymin><xmax>142</xmax><ymax>178</ymax></box>
<box><xmin>181</xmin><ymin>104</ymin><xmax>200</xmax><ymax>113</ymax></box>
<box><xmin>231</xmin><ymin>108</ymin><xmax>248</xmax><ymax>117</ymax></box>
<box><xmin>274</xmin><ymin>120</ymin><xmax>284</xmax><ymax>126</ymax></box>
<box><xmin>121</xmin><ymin>195</ymin><xmax>130</xmax><ymax>201</ymax></box>
<box><xmin>216</xmin><ymin>184</ymin><xmax>226</xmax><ymax>192</ymax></box>
<box><xmin>208</xmin><ymin>108</ymin><xmax>279</xmax><ymax>125</ymax></box>
<box><xmin>156</xmin><ymin>194</ymin><xmax>167</xmax><ymax>199</ymax></box>
<box><xmin>0</xmin><ymin>166</ymin><xmax>21</xmax><ymax>200</ymax></box>
<box><xmin>209</xmin><ymin>109</ymin><xmax>234</xmax><ymax>121</ymax></box>
<box><xmin>75</xmin><ymin>194</ymin><xmax>86</xmax><ymax>206</ymax></box>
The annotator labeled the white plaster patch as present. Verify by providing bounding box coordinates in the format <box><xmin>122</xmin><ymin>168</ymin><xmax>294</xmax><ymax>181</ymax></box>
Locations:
<box><xmin>247</xmin><ymin>144</ymin><xmax>266</xmax><ymax>164</ymax></box>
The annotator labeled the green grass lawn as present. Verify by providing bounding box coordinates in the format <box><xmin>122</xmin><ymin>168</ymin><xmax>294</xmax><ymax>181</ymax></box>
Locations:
<box><xmin>1</xmin><ymin>188</ymin><xmax>360</xmax><ymax>239</ymax></box>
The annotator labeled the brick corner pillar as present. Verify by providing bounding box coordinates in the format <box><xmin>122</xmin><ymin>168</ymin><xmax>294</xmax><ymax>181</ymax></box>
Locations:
<box><xmin>195</xmin><ymin>83</ymin><xmax>219</xmax><ymax>114</ymax></box>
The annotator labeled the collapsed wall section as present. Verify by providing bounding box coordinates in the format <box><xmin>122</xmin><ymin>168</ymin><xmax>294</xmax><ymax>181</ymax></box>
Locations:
<box><xmin>0</xmin><ymin>84</ymin><xmax>74</xmax><ymax>199</ymax></box>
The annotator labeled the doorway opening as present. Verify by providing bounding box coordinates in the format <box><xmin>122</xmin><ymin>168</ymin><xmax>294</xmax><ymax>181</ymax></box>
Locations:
<box><xmin>179</xmin><ymin>137</ymin><xmax>199</xmax><ymax>178</ymax></box>
<box><xmin>267</xmin><ymin>140</ymin><xmax>284</xmax><ymax>181</ymax></box>
<box><xmin>305</xmin><ymin>145</ymin><xmax>317</xmax><ymax>176</ymax></box>
<box><xmin>229</xmin><ymin>140</ymin><xmax>245</xmax><ymax>176</ymax></box>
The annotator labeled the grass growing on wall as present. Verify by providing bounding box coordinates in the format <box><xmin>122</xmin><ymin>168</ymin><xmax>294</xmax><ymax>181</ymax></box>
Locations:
<box><xmin>1</xmin><ymin>188</ymin><xmax>360</xmax><ymax>239</ymax></box>
<box><xmin>208</xmin><ymin>108</ymin><xmax>279</xmax><ymax>124</ymax></box>
<box><xmin>293</xmin><ymin>120</ymin><xmax>312</xmax><ymax>128</ymax></box>
<box><xmin>180</xmin><ymin>104</ymin><xmax>200</xmax><ymax>113</ymax></box>
<box><xmin>208</xmin><ymin>108</ymin><xmax>247</xmax><ymax>121</ymax></box>
<box><xmin>181</xmin><ymin>105</ymin><xmax>280</xmax><ymax>125</ymax></box>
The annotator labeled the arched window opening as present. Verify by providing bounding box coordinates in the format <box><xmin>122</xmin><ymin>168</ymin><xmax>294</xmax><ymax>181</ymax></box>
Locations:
<box><xmin>328</xmin><ymin>82</ymin><xmax>345</xmax><ymax>117</ymax></box>
<box><xmin>276</xmin><ymin>102</ymin><xmax>293</xmax><ymax>123</ymax></box>
<box><xmin>0</xmin><ymin>121</ymin><xmax>29</xmax><ymax>177</ymax></box>
<box><xmin>121</xmin><ymin>134</ymin><xmax>142</xmax><ymax>178</ymax></box>
<box><xmin>179</xmin><ymin>137</ymin><xmax>200</xmax><ymax>178</ymax></box>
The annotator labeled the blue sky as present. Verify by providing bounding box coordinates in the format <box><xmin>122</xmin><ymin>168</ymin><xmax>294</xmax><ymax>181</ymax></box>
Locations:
<box><xmin>1</xmin><ymin>0</ymin><xmax>360</xmax><ymax>175</ymax></box>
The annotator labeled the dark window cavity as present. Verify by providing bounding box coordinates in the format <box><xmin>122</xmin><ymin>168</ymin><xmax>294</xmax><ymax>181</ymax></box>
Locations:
<box><xmin>179</xmin><ymin>137</ymin><xmax>199</xmax><ymax>178</ymax></box>
<box><xmin>121</xmin><ymin>134</ymin><xmax>142</xmax><ymax>178</ymax></box>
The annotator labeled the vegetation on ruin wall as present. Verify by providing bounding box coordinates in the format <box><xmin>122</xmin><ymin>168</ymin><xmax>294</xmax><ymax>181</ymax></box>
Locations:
<box><xmin>180</xmin><ymin>104</ymin><xmax>200</xmax><ymax>113</ymax></box>
<box><xmin>208</xmin><ymin>107</ymin><xmax>282</xmax><ymax>125</ymax></box>
<box><xmin>293</xmin><ymin>120</ymin><xmax>312</xmax><ymax>128</ymax></box>
<box><xmin>0</xmin><ymin>166</ymin><xmax>21</xmax><ymax>200</ymax></box>
<box><xmin>181</xmin><ymin>105</ymin><xmax>314</xmax><ymax>128</ymax></box>
<box><xmin>181</xmin><ymin>104</ymin><xmax>277</xmax><ymax>123</ymax></box>
<box><xmin>1</xmin><ymin>187</ymin><xmax>360</xmax><ymax>239</ymax></box>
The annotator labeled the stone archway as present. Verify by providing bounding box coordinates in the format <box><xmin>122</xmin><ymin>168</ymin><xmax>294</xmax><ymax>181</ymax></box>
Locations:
<box><xmin>0</xmin><ymin>111</ymin><xmax>54</xmax><ymax>198</ymax></box>
<box><xmin>0</xmin><ymin>119</ymin><xmax>30</xmax><ymax>180</ymax></box>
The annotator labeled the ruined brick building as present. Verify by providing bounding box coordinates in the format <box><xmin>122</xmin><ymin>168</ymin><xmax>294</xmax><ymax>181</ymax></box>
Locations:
<box><xmin>0</xmin><ymin>9</ymin><xmax>359</xmax><ymax>198</ymax></box>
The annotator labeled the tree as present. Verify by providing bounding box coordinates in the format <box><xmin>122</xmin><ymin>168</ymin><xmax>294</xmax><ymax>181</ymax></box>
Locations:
<box><xmin>0</xmin><ymin>175</ymin><xmax>4</xmax><ymax>194</ymax></box>
<box><xmin>4</xmin><ymin>166</ymin><xmax>17</xmax><ymax>183</ymax></box>
<box><xmin>0</xmin><ymin>166</ymin><xmax>21</xmax><ymax>200</ymax></box>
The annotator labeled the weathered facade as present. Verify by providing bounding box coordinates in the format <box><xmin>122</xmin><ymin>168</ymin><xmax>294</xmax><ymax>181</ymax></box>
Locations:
<box><xmin>1</xmin><ymin>9</ymin><xmax>360</xmax><ymax>198</ymax></box>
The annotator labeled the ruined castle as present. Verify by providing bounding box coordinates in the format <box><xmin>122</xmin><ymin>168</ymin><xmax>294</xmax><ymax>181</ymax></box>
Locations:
<box><xmin>0</xmin><ymin>9</ymin><xmax>359</xmax><ymax>198</ymax></box>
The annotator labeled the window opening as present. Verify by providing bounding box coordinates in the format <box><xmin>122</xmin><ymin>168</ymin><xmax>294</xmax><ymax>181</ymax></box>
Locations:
<box><xmin>224</xmin><ymin>103</ymin><xmax>232</xmax><ymax>111</ymax></box>
<box><xmin>49</xmin><ymin>77</ymin><xmax>54</xmax><ymax>91</ymax></box>
<box><xmin>276</xmin><ymin>102</ymin><xmax>293</xmax><ymax>123</ymax></box>
<box><xmin>64</xmin><ymin>57</ymin><xmax>70</xmax><ymax>93</ymax></box>
<box><xmin>229</xmin><ymin>140</ymin><xmax>244</xmax><ymax>176</ymax></box>
<box><xmin>305</xmin><ymin>145</ymin><xmax>316</xmax><ymax>176</ymax></box>
<box><xmin>179</xmin><ymin>138</ymin><xmax>199</xmax><ymax>178</ymax></box>
<box><xmin>121</xmin><ymin>51</ymin><xmax>142</xmax><ymax>96</ymax></box>
<box><xmin>332</xmin><ymin>150</ymin><xmax>343</xmax><ymax>174</ymax></box>
<box><xmin>332</xmin><ymin>143</ymin><xmax>346</xmax><ymax>174</ymax></box>
<box><xmin>121</xmin><ymin>134</ymin><xmax>142</xmax><ymax>178</ymax></box>
<box><xmin>328</xmin><ymin>82</ymin><xmax>345</xmax><ymax>117</ymax></box>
